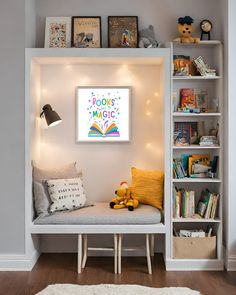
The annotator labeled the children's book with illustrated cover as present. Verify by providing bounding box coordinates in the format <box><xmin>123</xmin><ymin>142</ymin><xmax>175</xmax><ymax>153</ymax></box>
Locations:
<box><xmin>195</xmin><ymin>89</ymin><xmax>208</xmax><ymax>111</ymax></box>
<box><xmin>180</xmin><ymin>88</ymin><xmax>196</xmax><ymax>109</ymax></box>
<box><xmin>173</xmin><ymin>55</ymin><xmax>191</xmax><ymax>76</ymax></box>
<box><xmin>174</xmin><ymin>122</ymin><xmax>198</xmax><ymax>146</ymax></box>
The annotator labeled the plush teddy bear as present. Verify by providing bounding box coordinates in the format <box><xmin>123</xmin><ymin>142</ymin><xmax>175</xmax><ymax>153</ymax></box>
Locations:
<box><xmin>174</xmin><ymin>16</ymin><xmax>200</xmax><ymax>44</ymax></box>
<box><xmin>109</xmin><ymin>181</ymin><xmax>139</xmax><ymax>211</ymax></box>
<box><xmin>139</xmin><ymin>25</ymin><xmax>159</xmax><ymax>48</ymax></box>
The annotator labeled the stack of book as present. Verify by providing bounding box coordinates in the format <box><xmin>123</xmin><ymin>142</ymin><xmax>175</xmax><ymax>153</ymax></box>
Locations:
<box><xmin>173</xmin><ymin>154</ymin><xmax>218</xmax><ymax>179</ymax></box>
<box><xmin>200</xmin><ymin>136</ymin><xmax>218</xmax><ymax>146</ymax></box>
<box><xmin>173</xmin><ymin>188</ymin><xmax>195</xmax><ymax>218</ymax></box>
<box><xmin>196</xmin><ymin>189</ymin><xmax>219</xmax><ymax>219</ymax></box>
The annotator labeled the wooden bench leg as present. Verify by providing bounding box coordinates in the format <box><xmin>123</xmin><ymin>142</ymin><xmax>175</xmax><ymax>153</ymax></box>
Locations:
<box><xmin>114</xmin><ymin>234</ymin><xmax>118</xmax><ymax>274</ymax></box>
<box><xmin>82</xmin><ymin>234</ymin><xmax>88</xmax><ymax>269</ymax></box>
<box><xmin>151</xmin><ymin>234</ymin><xmax>155</xmax><ymax>257</ymax></box>
<box><xmin>118</xmin><ymin>234</ymin><xmax>122</xmax><ymax>274</ymax></box>
<box><xmin>146</xmin><ymin>234</ymin><xmax>152</xmax><ymax>274</ymax></box>
<box><xmin>77</xmin><ymin>234</ymin><xmax>82</xmax><ymax>274</ymax></box>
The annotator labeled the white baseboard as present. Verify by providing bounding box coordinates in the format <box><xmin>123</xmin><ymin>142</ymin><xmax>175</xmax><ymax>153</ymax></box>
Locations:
<box><xmin>225</xmin><ymin>255</ymin><xmax>236</xmax><ymax>271</ymax></box>
<box><xmin>0</xmin><ymin>250</ymin><xmax>40</xmax><ymax>271</ymax></box>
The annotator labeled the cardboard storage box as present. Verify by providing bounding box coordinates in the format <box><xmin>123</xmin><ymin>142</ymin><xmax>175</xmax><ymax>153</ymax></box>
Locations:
<box><xmin>173</xmin><ymin>236</ymin><xmax>216</xmax><ymax>259</ymax></box>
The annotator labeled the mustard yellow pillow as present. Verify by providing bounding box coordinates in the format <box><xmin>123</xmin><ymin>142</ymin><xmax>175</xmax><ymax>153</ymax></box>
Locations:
<box><xmin>131</xmin><ymin>167</ymin><xmax>164</xmax><ymax>210</ymax></box>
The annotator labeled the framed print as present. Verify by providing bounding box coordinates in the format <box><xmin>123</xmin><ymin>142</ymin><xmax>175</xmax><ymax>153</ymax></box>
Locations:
<box><xmin>108</xmin><ymin>16</ymin><xmax>138</xmax><ymax>48</ymax></box>
<box><xmin>76</xmin><ymin>87</ymin><xmax>131</xmax><ymax>142</ymax></box>
<box><xmin>44</xmin><ymin>17</ymin><xmax>71</xmax><ymax>48</ymax></box>
<box><xmin>72</xmin><ymin>17</ymin><xmax>102</xmax><ymax>48</ymax></box>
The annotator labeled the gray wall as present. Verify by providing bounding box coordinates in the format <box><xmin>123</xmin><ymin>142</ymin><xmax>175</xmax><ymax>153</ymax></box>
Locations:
<box><xmin>0</xmin><ymin>0</ymin><xmax>25</xmax><ymax>254</ymax></box>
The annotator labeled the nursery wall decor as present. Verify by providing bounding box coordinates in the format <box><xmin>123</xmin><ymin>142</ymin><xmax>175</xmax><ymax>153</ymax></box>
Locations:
<box><xmin>71</xmin><ymin>16</ymin><xmax>102</xmax><ymax>48</ymax></box>
<box><xmin>76</xmin><ymin>87</ymin><xmax>131</xmax><ymax>142</ymax></box>
<box><xmin>108</xmin><ymin>16</ymin><xmax>138</xmax><ymax>48</ymax></box>
<box><xmin>44</xmin><ymin>17</ymin><xmax>71</xmax><ymax>48</ymax></box>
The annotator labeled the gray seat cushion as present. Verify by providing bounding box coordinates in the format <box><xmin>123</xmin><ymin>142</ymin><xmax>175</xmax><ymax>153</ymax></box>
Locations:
<box><xmin>34</xmin><ymin>202</ymin><xmax>161</xmax><ymax>225</ymax></box>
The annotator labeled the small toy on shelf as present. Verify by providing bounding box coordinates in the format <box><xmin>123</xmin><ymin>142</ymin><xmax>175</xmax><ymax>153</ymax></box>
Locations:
<box><xmin>174</xmin><ymin>16</ymin><xmax>200</xmax><ymax>44</ymax></box>
<box><xmin>200</xmin><ymin>19</ymin><xmax>213</xmax><ymax>40</ymax></box>
<box><xmin>109</xmin><ymin>181</ymin><xmax>139</xmax><ymax>211</ymax></box>
<box><xmin>139</xmin><ymin>25</ymin><xmax>159</xmax><ymax>48</ymax></box>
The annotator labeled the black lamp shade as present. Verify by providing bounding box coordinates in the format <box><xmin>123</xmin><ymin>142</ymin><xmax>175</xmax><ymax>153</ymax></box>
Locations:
<box><xmin>41</xmin><ymin>104</ymin><xmax>62</xmax><ymax>127</ymax></box>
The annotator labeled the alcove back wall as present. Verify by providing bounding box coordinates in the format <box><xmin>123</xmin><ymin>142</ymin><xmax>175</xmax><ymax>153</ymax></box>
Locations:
<box><xmin>39</xmin><ymin>63</ymin><xmax>164</xmax><ymax>201</ymax></box>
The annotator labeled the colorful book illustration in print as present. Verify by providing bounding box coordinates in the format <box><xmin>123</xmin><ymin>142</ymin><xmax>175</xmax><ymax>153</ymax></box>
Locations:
<box><xmin>173</xmin><ymin>55</ymin><xmax>191</xmax><ymax>76</ymax></box>
<box><xmin>180</xmin><ymin>88</ymin><xmax>196</xmax><ymax>109</ymax></box>
<box><xmin>88</xmin><ymin>122</ymin><xmax>120</xmax><ymax>137</ymax></box>
<box><xmin>174</xmin><ymin>122</ymin><xmax>198</xmax><ymax>146</ymax></box>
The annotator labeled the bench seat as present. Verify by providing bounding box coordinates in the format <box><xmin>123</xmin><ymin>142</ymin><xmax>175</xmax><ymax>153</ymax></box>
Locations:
<box><xmin>34</xmin><ymin>202</ymin><xmax>162</xmax><ymax>225</ymax></box>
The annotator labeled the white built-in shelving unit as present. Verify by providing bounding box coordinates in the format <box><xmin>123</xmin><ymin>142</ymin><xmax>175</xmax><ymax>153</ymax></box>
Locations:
<box><xmin>166</xmin><ymin>41</ymin><xmax>224</xmax><ymax>270</ymax></box>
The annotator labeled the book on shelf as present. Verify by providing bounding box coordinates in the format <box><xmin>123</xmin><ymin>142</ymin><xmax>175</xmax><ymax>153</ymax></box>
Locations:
<box><xmin>173</xmin><ymin>55</ymin><xmax>191</xmax><ymax>76</ymax></box>
<box><xmin>174</xmin><ymin>122</ymin><xmax>198</xmax><ymax>146</ymax></box>
<box><xmin>195</xmin><ymin>89</ymin><xmax>208</xmax><ymax>112</ymax></box>
<box><xmin>180</xmin><ymin>88</ymin><xmax>196</xmax><ymax>109</ymax></box>
<box><xmin>173</xmin><ymin>187</ymin><xmax>219</xmax><ymax>220</ymax></box>
<box><xmin>193</xmin><ymin>56</ymin><xmax>217</xmax><ymax>77</ymax></box>
<box><xmin>173</xmin><ymin>188</ymin><xmax>195</xmax><ymax>218</ymax></box>
<box><xmin>196</xmin><ymin>189</ymin><xmax>219</xmax><ymax>219</ymax></box>
<box><xmin>173</xmin><ymin>88</ymin><xmax>210</xmax><ymax>114</ymax></box>
<box><xmin>173</xmin><ymin>154</ymin><xmax>219</xmax><ymax>179</ymax></box>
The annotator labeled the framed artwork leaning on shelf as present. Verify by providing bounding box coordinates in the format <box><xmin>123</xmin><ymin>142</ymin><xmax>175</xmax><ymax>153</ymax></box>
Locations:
<box><xmin>108</xmin><ymin>16</ymin><xmax>138</xmax><ymax>48</ymax></box>
<box><xmin>44</xmin><ymin>17</ymin><xmax>71</xmax><ymax>48</ymax></box>
<box><xmin>71</xmin><ymin>16</ymin><xmax>102</xmax><ymax>48</ymax></box>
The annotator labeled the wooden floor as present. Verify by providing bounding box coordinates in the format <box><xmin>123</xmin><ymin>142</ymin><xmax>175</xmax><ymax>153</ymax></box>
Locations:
<box><xmin>0</xmin><ymin>254</ymin><xmax>236</xmax><ymax>295</ymax></box>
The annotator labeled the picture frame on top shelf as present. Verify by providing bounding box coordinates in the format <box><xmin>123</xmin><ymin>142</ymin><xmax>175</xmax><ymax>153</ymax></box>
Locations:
<box><xmin>76</xmin><ymin>86</ymin><xmax>131</xmax><ymax>142</ymax></box>
<box><xmin>71</xmin><ymin>16</ymin><xmax>102</xmax><ymax>48</ymax></box>
<box><xmin>108</xmin><ymin>16</ymin><xmax>138</xmax><ymax>48</ymax></box>
<box><xmin>44</xmin><ymin>17</ymin><xmax>71</xmax><ymax>48</ymax></box>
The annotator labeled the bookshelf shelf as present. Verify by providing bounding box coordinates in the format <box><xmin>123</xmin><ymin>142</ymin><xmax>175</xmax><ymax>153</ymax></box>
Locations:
<box><xmin>167</xmin><ymin>41</ymin><xmax>224</xmax><ymax>270</ymax></box>
<box><xmin>172</xmin><ymin>112</ymin><xmax>221</xmax><ymax>117</ymax></box>
<box><xmin>173</xmin><ymin>76</ymin><xmax>221</xmax><ymax>80</ymax></box>
<box><xmin>172</xmin><ymin>178</ymin><xmax>221</xmax><ymax>183</ymax></box>
<box><xmin>168</xmin><ymin>41</ymin><xmax>224</xmax><ymax>270</ymax></box>
<box><xmin>173</xmin><ymin>40</ymin><xmax>222</xmax><ymax>46</ymax></box>
<box><xmin>172</xmin><ymin>218</ymin><xmax>221</xmax><ymax>223</ymax></box>
<box><xmin>172</xmin><ymin>145</ymin><xmax>221</xmax><ymax>150</ymax></box>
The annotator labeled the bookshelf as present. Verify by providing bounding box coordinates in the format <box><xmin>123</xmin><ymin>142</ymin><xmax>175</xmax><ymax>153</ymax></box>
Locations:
<box><xmin>166</xmin><ymin>41</ymin><xmax>224</xmax><ymax>270</ymax></box>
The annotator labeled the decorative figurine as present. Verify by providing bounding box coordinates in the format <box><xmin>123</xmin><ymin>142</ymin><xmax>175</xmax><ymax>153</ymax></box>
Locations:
<box><xmin>200</xmin><ymin>19</ymin><xmax>213</xmax><ymax>40</ymax></box>
<box><xmin>139</xmin><ymin>25</ymin><xmax>159</xmax><ymax>48</ymax></box>
<box><xmin>174</xmin><ymin>16</ymin><xmax>200</xmax><ymax>43</ymax></box>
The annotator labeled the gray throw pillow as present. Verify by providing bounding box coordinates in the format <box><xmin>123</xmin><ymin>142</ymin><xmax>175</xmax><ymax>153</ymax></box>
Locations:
<box><xmin>33</xmin><ymin>162</ymin><xmax>80</xmax><ymax>216</ymax></box>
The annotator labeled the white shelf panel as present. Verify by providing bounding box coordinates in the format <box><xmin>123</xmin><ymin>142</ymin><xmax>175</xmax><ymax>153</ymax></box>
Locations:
<box><xmin>173</xmin><ymin>76</ymin><xmax>221</xmax><ymax>80</ymax></box>
<box><xmin>172</xmin><ymin>218</ymin><xmax>221</xmax><ymax>223</ymax></box>
<box><xmin>173</xmin><ymin>40</ymin><xmax>222</xmax><ymax>47</ymax></box>
<box><xmin>172</xmin><ymin>178</ymin><xmax>221</xmax><ymax>183</ymax></box>
<box><xmin>172</xmin><ymin>112</ymin><xmax>221</xmax><ymax>117</ymax></box>
<box><xmin>172</xmin><ymin>145</ymin><xmax>221</xmax><ymax>150</ymax></box>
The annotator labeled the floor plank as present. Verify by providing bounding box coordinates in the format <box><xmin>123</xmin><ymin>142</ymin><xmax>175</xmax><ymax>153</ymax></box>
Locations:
<box><xmin>0</xmin><ymin>254</ymin><xmax>235</xmax><ymax>295</ymax></box>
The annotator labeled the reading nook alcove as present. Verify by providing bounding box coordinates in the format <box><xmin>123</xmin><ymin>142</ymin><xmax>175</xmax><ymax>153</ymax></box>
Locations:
<box><xmin>25</xmin><ymin>48</ymin><xmax>171</xmax><ymax>271</ymax></box>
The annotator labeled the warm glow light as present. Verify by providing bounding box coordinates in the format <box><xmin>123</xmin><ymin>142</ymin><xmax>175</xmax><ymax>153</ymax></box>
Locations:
<box><xmin>65</xmin><ymin>65</ymin><xmax>72</xmax><ymax>70</ymax></box>
<box><xmin>154</xmin><ymin>92</ymin><xmax>159</xmax><ymax>97</ymax></box>
<box><xmin>146</xmin><ymin>111</ymin><xmax>152</xmax><ymax>116</ymax></box>
<box><xmin>42</xmin><ymin>88</ymin><xmax>47</xmax><ymax>95</ymax></box>
<box><xmin>146</xmin><ymin>99</ymin><xmax>151</xmax><ymax>105</ymax></box>
<box><xmin>146</xmin><ymin>143</ymin><xmax>152</xmax><ymax>149</ymax></box>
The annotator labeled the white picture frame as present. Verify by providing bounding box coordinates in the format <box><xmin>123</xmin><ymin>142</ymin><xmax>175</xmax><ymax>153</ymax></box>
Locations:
<box><xmin>76</xmin><ymin>87</ymin><xmax>131</xmax><ymax>142</ymax></box>
<box><xmin>44</xmin><ymin>17</ymin><xmax>71</xmax><ymax>48</ymax></box>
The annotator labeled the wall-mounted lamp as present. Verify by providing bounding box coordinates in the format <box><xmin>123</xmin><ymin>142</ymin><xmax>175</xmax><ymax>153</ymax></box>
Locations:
<box><xmin>40</xmin><ymin>104</ymin><xmax>62</xmax><ymax>127</ymax></box>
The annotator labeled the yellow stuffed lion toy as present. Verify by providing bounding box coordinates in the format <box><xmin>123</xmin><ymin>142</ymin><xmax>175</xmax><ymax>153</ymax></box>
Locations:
<box><xmin>109</xmin><ymin>181</ymin><xmax>139</xmax><ymax>211</ymax></box>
